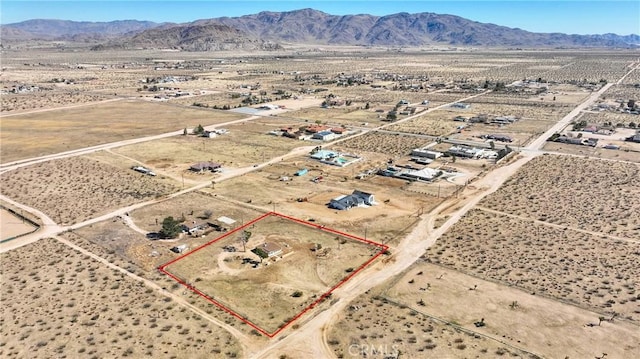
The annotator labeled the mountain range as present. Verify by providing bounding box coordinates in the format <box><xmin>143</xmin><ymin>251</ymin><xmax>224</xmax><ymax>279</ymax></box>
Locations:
<box><xmin>2</xmin><ymin>8</ymin><xmax>639</xmax><ymax>50</ymax></box>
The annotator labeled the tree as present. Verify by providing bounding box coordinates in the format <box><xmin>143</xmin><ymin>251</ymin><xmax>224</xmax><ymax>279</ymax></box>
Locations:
<box><xmin>364</xmin><ymin>102</ymin><xmax>370</xmax><ymax>110</ymax></box>
<box><xmin>291</xmin><ymin>291</ymin><xmax>303</xmax><ymax>298</ymax></box>
<box><xmin>183</xmin><ymin>128</ymin><xmax>188</xmax><ymax>136</ymax></box>
<box><xmin>629</xmin><ymin>122</ymin><xmax>637</xmax><ymax>129</ymax></box>
<box><xmin>240</xmin><ymin>230</ymin><xmax>252</xmax><ymax>252</ymax></box>
<box><xmin>159</xmin><ymin>216</ymin><xmax>182</xmax><ymax>239</ymax></box>
<box><xmin>203</xmin><ymin>210</ymin><xmax>213</xmax><ymax>219</ymax></box>
<box><xmin>193</xmin><ymin>124</ymin><xmax>205</xmax><ymax>135</ymax></box>
<box><xmin>489</xmin><ymin>140</ymin><xmax>495</xmax><ymax>150</ymax></box>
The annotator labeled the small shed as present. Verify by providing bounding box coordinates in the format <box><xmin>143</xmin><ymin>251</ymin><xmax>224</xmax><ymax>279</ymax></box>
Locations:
<box><xmin>295</xmin><ymin>168</ymin><xmax>308</xmax><ymax>176</ymax></box>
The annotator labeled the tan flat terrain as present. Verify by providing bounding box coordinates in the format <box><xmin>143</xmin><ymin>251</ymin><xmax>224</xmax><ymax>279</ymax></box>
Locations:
<box><xmin>0</xmin><ymin>238</ymin><xmax>242</xmax><ymax>358</ymax></box>
<box><xmin>0</xmin><ymin>208</ymin><xmax>36</xmax><ymax>240</ymax></box>
<box><xmin>1</xmin><ymin>47</ymin><xmax>639</xmax><ymax>358</ymax></box>
<box><xmin>0</xmin><ymin>99</ymin><xmax>244</xmax><ymax>163</ymax></box>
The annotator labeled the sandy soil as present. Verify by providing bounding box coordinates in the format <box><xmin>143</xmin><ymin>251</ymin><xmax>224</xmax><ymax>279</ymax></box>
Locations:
<box><xmin>0</xmin><ymin>99</ymin><xmax>244</xmax><ymax>163</ymax></box>
<box><xmin>2</xmin><ymin>48</ymin><xmax>639</xmax><ymax>358</ymax></box>
<box><xmin>384</xmin><ymin>263</ymin><xmax>640</xmax><ymax>359</ymax></box>
<box><xmin>0</xmin><ymin>238</ymin><xmax>242</xmax><ymax>358</ymax></box>
<box><xmin>0</xmin><ymin>156</ymin><xmax>177</xmax><ymax>225</ymax></box>
<box><xmin>0</xmin><ymin>208</ymin><xmax>36</xmax><ymax>240</ymax></box>
<box><xmin>480</xmin><ymin>154</ymin><xmax>640</xmax><ymax>238</ymax></box>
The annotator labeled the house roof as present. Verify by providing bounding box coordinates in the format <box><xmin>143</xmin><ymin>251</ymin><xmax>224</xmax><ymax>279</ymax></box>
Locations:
<box><xmin>261</xmin><ymin>242</ymin><xmax>282</xmax><ymax>254</ymax></box>
<box><xmin>190</xmin><ymin>161</ymin><xmax>221</xmax><ymax>170</ymax></box>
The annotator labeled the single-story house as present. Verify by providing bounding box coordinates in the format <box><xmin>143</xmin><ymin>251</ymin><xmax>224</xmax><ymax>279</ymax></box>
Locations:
<box><xmin>306</xmin><ymin>125</ymin><xmax>330</xmax><ymax>133</ymax></box>
<box><xmin>411</xmin><ymin>147</ymin><xmax>443</xmax><ymax>159</ymax></box>
<box><xmin>329</xmin><ymin>190</ymin><xmax>375</xmax><ymax>210</ymax></box>
<box><xmin>259</xmin><ymin>242</ymin><xmax>283</xmax><ymax>257</ymax></box>
<box><xmin>182</xmin><ymin>221</ymin><xmax>209</xmax><ymax>235</ymax></box>
<box><xmin>398</xmin><ymin>167</ymin><xmax>442</xmax><ymax>182</ymax></box>
<box><xmin>312</xmin><ymin>130</ymin><xmax>339</xmax><ymax>141</ymax></box>
<box><xmin>189</xmin><ymin>161</ymin><xmax>221</xmax><ymax>172</ymax></box>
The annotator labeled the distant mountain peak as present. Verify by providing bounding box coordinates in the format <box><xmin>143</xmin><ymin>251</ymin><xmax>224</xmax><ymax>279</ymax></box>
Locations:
<box><xmin>2</xmin><ymin>9</ymin><xmax>638</xmax><ymax>49</ymax></box>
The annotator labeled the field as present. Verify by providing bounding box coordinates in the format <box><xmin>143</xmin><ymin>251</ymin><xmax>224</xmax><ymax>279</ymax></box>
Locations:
<box><xmin>0</xmin><ymin>155</ymin><xmax>177</xmax><ymax>225</ymax></box>
<box><xmin>0</xmin><ymin>99</ymin><xmax>244</xmax><ymax>163</ymax></box>
<box><xmin>110</xmin><ymin>118</ymin><xmax>307</xmax><ymax>172</ymax></box>
<box><xmin>161</xmin><ymin>212</ymin><xmax>386</xmax><ymax>335</ymax></box>
<box><xmin>327</xmin><ymin>290</ymin><xmax>535</xmax><ymax>359</ymax></box>
<box><xmin>2</xmin><ymin>46</ymin><xmax>640</xmax><ymax>357</ymax></box>
<box><xmin>0</xmin><ymin>208</ymin><xmax>37</xmax><ymax>241</ymax></box>
<box><xmin>424</xmin><ymin>208</ymin><xmax>640</xmax><ymax>321</ymax></box>
<box><xmin>480</xmin><ymin>155</ymin><xmax>640</xmax><ymax>238</ymax></box>
<box><xmin>385</xmin><ymin>109</ymin><xmax>461</xmax><ymax>137</ymax></box>
<box><xmin>379</xmin><ymin>263</ymin><xmax>640</xmax><ymax>359</ymax></box>
<box><xmin>543</xmin><ymin>142</ymin><xmax>640</xmax><ymax>162</ymax></box>
<box><xmin>0</xmin><ymin>237</ymin><xmax>242</xmax><ymax>358</ymax></box>
<box><xmin>339</xmin><ymin>131</ymin><xmax>432</xmax><ymax>157</ymax></box>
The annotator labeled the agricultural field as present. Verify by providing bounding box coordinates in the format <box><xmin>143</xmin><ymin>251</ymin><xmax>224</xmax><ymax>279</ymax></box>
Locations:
<box><xmin>0</xmin><ymin>156</ymin><xmax>177</xmax><ymax>225</ymax></box>
<box><xmin>0</xmin><ymin>99</ymin><xmax>245</xmax><ymax>163</ymax></box>
<box><xmin>480</xmin><ymin>155</ymin><xmax>640</xmax><ymax>238</ymax></box>
<box><xmin>0</xmin><ymin>238</ymin><xmax>242</xmax><ymax>358</ymax></box>
<box><xmin>162</xmin><ymin>213</ymin><xmax>384</xmax><ymax>334</ymax></box>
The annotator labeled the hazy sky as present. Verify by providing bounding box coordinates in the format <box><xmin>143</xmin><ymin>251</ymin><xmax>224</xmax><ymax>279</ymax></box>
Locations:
<box><xmin>2</xmin><ymin>1</ymin><xmax>639</xmax><ymax>35</ymax></box>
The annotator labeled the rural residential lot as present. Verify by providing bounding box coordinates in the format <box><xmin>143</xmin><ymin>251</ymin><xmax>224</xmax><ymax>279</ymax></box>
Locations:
<box><xmin>1</xmin><ymin>44</ymin><xmax>639</xmax><ymax>359</ymax></box>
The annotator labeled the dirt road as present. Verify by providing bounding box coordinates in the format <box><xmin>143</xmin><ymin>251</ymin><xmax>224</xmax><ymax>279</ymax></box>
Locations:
<box><xmin>250</xmin><ymin>65</ymin><xmax>639</xmax><ymax>357</ymax></box>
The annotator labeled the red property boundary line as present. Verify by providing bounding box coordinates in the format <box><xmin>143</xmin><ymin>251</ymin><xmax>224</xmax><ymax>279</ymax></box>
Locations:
<box><xmin>158</xmin><ymin>211</ymin><xmax>388</xmax><ymax>338</ymax></box>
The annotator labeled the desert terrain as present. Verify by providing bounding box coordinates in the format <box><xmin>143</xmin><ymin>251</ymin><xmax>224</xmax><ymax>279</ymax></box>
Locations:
<box><xmin>1</xmin><ymin>45</ymin><xmax>639</xmax><ymax>358</ymax></box>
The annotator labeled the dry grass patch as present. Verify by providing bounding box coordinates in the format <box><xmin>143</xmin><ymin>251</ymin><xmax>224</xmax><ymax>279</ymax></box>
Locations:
<box><xmin>424</xmin><ymin>209</ymin><xmax>640</xmax><ymax>321</ymax></box>
<box><xmin>112</xmin><ymin>125</ymin><xmax>304</xmax><ymax>171</ymax></box>
<box><xmin>328</xmin><ymin>291</ymin><xmax>532</xmax><ymax>358</ymax></box>
<box><xmin>1</xmin><ymin>91</ymin><xmax>110</xmax><ymax>112</ymax></box>
<box><xmin>0</xmin><ymin>156</ymin><xmax>177</xmax><ymax>225</ymax></box>
<box><xmin>385</xmin><ymin>110</ymin><xmax>461</xmax><ymax>136</ymax></box>
<box><xmin>480</xmin><ymin>155</ymin><xmax>640</xmax><ymax>238</ymax></box>
<box><xmin>0</xmin><ymin>238</ymin><xmax>242</xmax><ymax>358</ymax></box>
<box><xmin>0</xmin><ymin>99</ymin><xmax>244</xmax><ymax>163</ymax></box>
<box><xmin>163</xmin><ymin>213</ymin><xmax>382</xmax><ymax>333</ymax></box>
<box><xmin>340</xmin><ymin>132</ymin><xmax>432</xmax><ymax>157</ymax></box>
<box><xmin>384</xmin><ymin>264</ymin><xmax>640</xmax><ymax>359</ymax></box>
